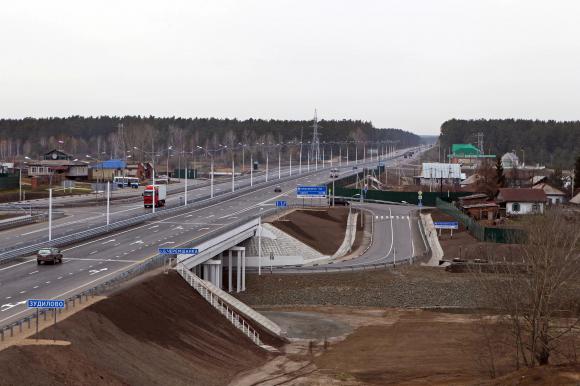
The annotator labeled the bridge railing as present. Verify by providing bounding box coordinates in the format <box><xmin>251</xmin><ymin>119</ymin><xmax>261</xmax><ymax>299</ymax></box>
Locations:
<box><xmin>175</xmin><ymin>264</ymin><xmax>262</xmax><ymax>347</ymax></box>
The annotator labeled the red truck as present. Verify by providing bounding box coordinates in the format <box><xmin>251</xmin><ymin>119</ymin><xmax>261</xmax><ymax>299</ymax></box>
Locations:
<box><xmin>143</xmin><ymin>184</ymin><xmax>167</xmax><ymax>208</ymax></box>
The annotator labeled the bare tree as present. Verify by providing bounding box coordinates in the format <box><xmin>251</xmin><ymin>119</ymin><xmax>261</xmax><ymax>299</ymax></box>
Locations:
<box><xmin>476</xmin><ymin>208</ymin><xmax>580</xmax><ymax>368</ymax></box>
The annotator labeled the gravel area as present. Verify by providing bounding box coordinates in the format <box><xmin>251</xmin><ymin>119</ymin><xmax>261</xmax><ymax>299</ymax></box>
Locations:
<box><xmin>236</xmin><ymin>265</ymin><xmax>486</xmax><ymax>309</ymax></box>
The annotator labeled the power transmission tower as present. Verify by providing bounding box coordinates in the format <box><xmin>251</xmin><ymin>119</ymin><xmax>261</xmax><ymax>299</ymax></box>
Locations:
<box><xmin>476</xmin><ymin>132</ymin><xmax>484</xmax><ymax>153</ymax></box>
<box><xmin>311</xmin><ymin>109</ymin><xmax>320</xmax><ymax>162</ymax></box>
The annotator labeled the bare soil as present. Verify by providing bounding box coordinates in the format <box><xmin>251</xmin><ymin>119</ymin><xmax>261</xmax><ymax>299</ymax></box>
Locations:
<box><xmin>0</xmin><ymin>272</ymin><xmax>275</xmax><ymax>386</ymax></box>
<box><xmin>232</xmin><ymin>307</ymin><xmax>580</xmax><ymax>386</ymax></box>
<box><xmin>271</xmin><ymin>208</ymin><xmax>349</xmax><ymax>255</ymax></box>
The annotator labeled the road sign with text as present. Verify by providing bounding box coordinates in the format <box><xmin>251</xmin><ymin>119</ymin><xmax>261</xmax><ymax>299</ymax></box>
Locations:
<box><xmin>433</xmin><ymin>222</ymin><xmax>458</xmax><ymax>230</ymax></box>
<box><xmin>296</xmin><ymin>186</ymin><xmax>327</xmax><ymax>198</ymax></box>
<box><xmin>275</xmin><ymin>200</ymin><xmax>287</xmax><ymax>207</ymax></box>
<box><xmin>158</xmin><ymin>248</ymin><xmax>199</xmax><ymax>255</ymax></box>
<box><xmin>27</xmin><ymin>299</ymin><xmax>65</xmax><ymax>309</ymax></box>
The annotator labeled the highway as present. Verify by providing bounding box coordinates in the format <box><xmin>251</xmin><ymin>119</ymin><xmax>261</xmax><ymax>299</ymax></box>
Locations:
<box><xmin>0</xmin><ymin>147</ymin><xmax>426</xmax><ymax>326</ymax></box>
<box><xmin>0</xmin><ymin>167</ymin><xmax>302</xmax><ymax>251</ymax></box>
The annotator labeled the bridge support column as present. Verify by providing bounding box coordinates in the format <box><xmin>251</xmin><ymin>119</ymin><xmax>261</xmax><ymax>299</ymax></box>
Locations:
<box><xmin>229</xmin><ymin>246</ymin><xmax>246</xmax><ymax>293</ymax></box>
<box><xmin>201</xmin><ymin>258</ymin><xmax>222</xmax><ymax>288</ymax></box>
<box><xmin>228</xmin><ymin>250</ymin><xmax>233</xmax><ymax>293</ymax></box>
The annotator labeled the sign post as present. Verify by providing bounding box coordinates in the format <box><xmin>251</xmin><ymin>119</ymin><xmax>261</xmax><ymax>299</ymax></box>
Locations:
<box><xmin>297</xmin><ymin>186</ymin><xmax>327</xmax><ymax>207</ymax></box>
<box><xmin>418</xmin><ymin>190</ymin><xmax>423</xmax><ymax>213</ymax></box>
<box><xmin>433</xmin><ymin>221</ymin><xmax>459</xmax><ymax>238</ymax></box>
<box><xmin>27</xmin><ymin>299</ymin><xmax>65</xmax><ymax>342</ymax></box>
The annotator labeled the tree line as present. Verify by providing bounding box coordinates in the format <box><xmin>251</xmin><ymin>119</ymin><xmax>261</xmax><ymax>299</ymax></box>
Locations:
<box><xmin>0</xmin><ymin>116</ymin><xmax>420</xmax><ymax>161</ymax></box>
<box><xmin>440</xmin><ymin>119</ymin><xmax>580</xmax><ymax>168</ymax></box>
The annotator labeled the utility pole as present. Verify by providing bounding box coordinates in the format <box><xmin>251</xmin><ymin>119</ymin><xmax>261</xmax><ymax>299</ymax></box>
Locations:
<box><xmin>106</xmin><ymin>182</ymin><xmax>110</xmax><ymax>226</ymax></box>
<box><xmin>250</xmin><ymin>155</ymin><xmax>253</xmax><ymax>186</ymax></box>
<box><xmin>266</xmin><ymin>153</ymin><xmax>269</xmax><ymax>182</ymax></box>
<box><xmin>231</xmin><ymin>157</ymin><xmax>235</xmax><ymax>192</ymax></box>
<box><xmin>48</xmin><ymin>188</ymin><xmax>52</xmax><ymax>241</ymax></box>
<box><xmin>278</xmin><ymin>149</ymin><xmax>281</xmax><ymax>179</ymax></box>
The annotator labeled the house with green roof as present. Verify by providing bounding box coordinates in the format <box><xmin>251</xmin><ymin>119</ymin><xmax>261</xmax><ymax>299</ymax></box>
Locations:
<box><xmin>449</xmin><ymin>143</ymin><xmax>495</xmax><ymax>166</ymax></box>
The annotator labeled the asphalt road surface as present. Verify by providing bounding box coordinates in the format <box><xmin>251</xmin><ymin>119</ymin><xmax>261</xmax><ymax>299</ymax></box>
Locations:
<box><xmin>0</xmin><ymin>146</ymin><xmax>427</xmax><ymax>326</ymax></box>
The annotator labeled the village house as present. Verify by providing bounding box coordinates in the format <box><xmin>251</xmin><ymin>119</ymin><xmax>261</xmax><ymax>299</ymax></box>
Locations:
<box><xmin>496</xmin><ymin>188</ymin><xmax>547</xmax><ymax>215</ymax></box>
<box><xmin>532</xmin><ymin>182</ymin><xmax>568</xmax><ymax>205</ymax></box>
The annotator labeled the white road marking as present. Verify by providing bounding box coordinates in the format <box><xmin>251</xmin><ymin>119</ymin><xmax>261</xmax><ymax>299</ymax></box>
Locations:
<box><xmin>89</xmin><ymin>250</ymin><xmax>98</xmax><ymax>255</ymax></box>
<box><xmin>19</xmin><ymin>291</ymin><xmax>26</xmax><ymax>294</ymax></box>
<box><xmin>28</xmin><ymin>271</ymin><xmax>39</xmax><ymax>275</ymax></box>
<box><xmin>159</xmin><ymin>241</ymin><xmax>175</xmax><ymax>246</ymax></box>
<box><xmin>130</xmin><ymin>240</ymin><xmax>144</xmax><ymax>245</ymax></box>
<box><xmin>89</xmin><ymin>268</ymin><xmax>108</xmax><ymax>276</ymax></box>
<box><xmin>147</xmin><ymin>225</ymin><xmax>159</xmax><ymax>229</ymax></box>
<box><xmin>33</xmin><ymin>286</ymin><xmax>39</xmax><ymax>289</ymax></box>
<box><xmin>101</xmin><ymin>239</ymin><xmax>116</xmax><ymax>244</ymax></box>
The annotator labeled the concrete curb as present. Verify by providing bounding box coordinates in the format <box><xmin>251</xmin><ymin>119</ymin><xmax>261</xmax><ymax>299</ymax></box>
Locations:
<box><xmin>420</xmin><ymin>213</ymin><xmax>444</xmax><ymax>266</ymax></box>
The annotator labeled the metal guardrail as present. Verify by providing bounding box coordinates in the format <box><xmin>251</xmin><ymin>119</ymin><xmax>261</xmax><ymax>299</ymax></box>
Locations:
<box><xmin>176</xmin><ymin>264</ymin><xmax>262</xmax><ymax>346</ymax></box>
<box><xmin>0</xmin><ymin>253</ymin><xmax>167</xmax><ymax>342</ymax></box>
<box><xmin>0</xmin><ymin>167</ymin><xmax>326</xmax><ymax>263</ymax></box>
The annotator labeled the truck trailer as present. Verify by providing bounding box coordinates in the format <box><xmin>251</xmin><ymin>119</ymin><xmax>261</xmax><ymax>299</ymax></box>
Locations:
<box><xmin>143</xmin><ymin>184</ymin><xmax>167</xmax><ymax>208</ymax></box>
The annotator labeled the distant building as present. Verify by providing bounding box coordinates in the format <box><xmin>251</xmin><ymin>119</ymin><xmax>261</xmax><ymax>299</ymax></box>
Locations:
<box><xmin>419</xmin><ymin>163</ymin><xmax>464</xmax><ymax>185</ymax></box>
<box><xmin>496</xmin><ymin>188</ymin><xmax>547</xmax><ymax>215</ymax></box>
<box><xmin>26</xmin><ymin>160</ymin><xmax>88</xmax><ymax>180</ymax></box>
<box><xmin>532</xmin><ymin>183</ymin><xmax>567</xmax><ymax>205</ymax></box>
<box><xmin>90</xmin><ymin>159</ymin><xmax>127</xmax><ymax>181</ymax></box>
<box><xmin>448</xmin><ymin>144</ymin><xmax>495</xmax><ymax>166</ymax></box>
<box><xmin>501</xmin><ymin>151</ymin><xmax>519</xmax><ymax>169</ymax></box>
<box><xmin>43</xmin><ymin>149</ymin><xmax>74</xmax><ymax>161</ymax></box>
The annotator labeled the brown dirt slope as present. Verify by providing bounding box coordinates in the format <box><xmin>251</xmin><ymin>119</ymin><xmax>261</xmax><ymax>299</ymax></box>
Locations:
<box><xmin>271</xmin><ymin>208</ymin><xmax>349</xmax><ymax>255</ymax></box>
<box><xmin>0</xmin><ymin>272</ymin><xmax>271</xmax><ymax>386</ymax></box>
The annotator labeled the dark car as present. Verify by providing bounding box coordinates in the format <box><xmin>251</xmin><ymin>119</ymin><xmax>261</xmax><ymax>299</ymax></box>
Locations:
<box><xmin>274</xmin><ymin>186</ymin><xmax>282</xmax><ymax>193</ymax></box>
<box><xmin>333</xmin><ymin>197</ymin><xmax>350</xmax><ymax>206</ymax></box>
<box><xmin>37</xmin><ymin>247</ymin><xmax>63</xmax><ymax>265</ymax></box>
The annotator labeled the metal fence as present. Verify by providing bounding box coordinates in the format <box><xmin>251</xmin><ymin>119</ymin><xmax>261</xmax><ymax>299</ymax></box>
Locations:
<box><xmin>435</xmin><ymin>198</ymin><xmax>524</xmax><ymax>243</ymax></box>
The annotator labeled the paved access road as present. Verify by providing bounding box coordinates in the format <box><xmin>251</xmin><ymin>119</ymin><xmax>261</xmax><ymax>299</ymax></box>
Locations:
<box><xmin>0</xmin><ymin>147</ymin><xmax>425</xmax><ymax>326</ymax></box>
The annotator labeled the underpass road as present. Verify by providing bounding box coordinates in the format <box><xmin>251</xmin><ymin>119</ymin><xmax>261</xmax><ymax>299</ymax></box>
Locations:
<box><xmin>0</xmin><ymin>146</ymin><xmax>427</xmax><ymax>325</ymax></box>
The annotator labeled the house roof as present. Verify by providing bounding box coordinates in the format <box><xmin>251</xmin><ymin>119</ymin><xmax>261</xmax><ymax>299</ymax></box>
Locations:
<box><xmin>530</xmin><ymin>175</ymin><xmax>547</xmax><ymax>185</ymax></box>
<box><xmin>571</xmin><ymin>192</ymin><xmax>580</xmax><ymax>205</ymax></box>
<box><xmin>421</xmin><ymin>163</ymin><xmax>462</xmax><ymax>179</ymax></box>
<box><xmin>451</xmin><ymin>144</ymin><xmax>481</xmax><ymax>156</ymax></box>
<box><xmin>92</xmin><ymin>160</ymin><xmax>126</xmax><ymax>169</ymax></box>
<box><xmin>459</xmin><ymin>193</ymin><xmax>488</xmax><ymax>201</ymax></box>
<box><xmin>532</xmin><ymin>183</ymin><xmax>566</xmax><ymax>196</ymax></box>
<box><xmin>463</xmin><ymin>202</ymin><xmax>499</xmax><ymax>209</ymax></box>
<box><xmin>496</xmin><ymin>188</ymin><xmax>547</xmax><ymax>203</ymax></box>
<box><xmin>459</xmin><ymin>174</ymin><xmax>482</xmax><ymax>186</ymax></box>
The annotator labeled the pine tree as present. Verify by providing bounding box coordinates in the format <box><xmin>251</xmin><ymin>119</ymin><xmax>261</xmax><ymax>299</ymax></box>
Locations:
<box><xmin>495</xmin><ymin>156</ymin><xmax>505</xmax><ymax>188</ymax></box>
<box><xmin>574</xmin><ymin>155</ymin><xmax>580</xmax><ymax>192</ymax></box>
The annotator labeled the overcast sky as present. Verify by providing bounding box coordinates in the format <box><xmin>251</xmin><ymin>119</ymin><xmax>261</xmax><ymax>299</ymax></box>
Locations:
<box><xmin>1</xmin><ymin>1</ymin><xmax>579</xmax><ymax>134</ymax></box>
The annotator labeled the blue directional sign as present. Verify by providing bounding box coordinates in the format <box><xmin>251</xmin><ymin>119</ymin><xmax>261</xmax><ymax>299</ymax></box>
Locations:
<box><xmin>296</xmin><ymin>185</ymin><xmax>327</xmax><ymax>198</ymax></box>
<box><xmin>433</xmin><ymin>221</ymin><xmax>459</xmax><ymax>230</ymax></box>
<box><xmin>275</xmin><ymin>200</ymin><xmax>287</xmax><ymax>207</ymax></box>
<box><xmin>378</xmin><ymin>161</ymin><xmax>385</xmax><ymax>167</ymax></box>
<box><xmin>27</xmin><ymin>299</ymin><xmax>65</xmax><ymax>309</ymax></box>
<box><xmin>158</xmin><ymin>248</ymin><xmax>199</xmax><ymax>255</ymax></box>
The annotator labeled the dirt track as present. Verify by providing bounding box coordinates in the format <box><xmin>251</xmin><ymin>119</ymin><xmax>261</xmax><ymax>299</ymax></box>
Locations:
<box><xmin>0</xmin><ymin>272</ymin><xmax>275</xmax><ymax>386</ymax></box>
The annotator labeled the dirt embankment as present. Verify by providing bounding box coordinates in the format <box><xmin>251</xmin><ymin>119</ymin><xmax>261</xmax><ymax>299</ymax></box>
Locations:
<box><xmin>271</xmin><ymin>208</ymin><xmax>350</xmax><ymax>255</ymax></box>
<box><xmin>237</xmin><ymin>265</ymin><xmax>486</xmax><ymax>309</ymax></box>
<box><xmin>0</xmin><ymin>272</ymin><xmax>273</xmax><ymax>386</ymax></box>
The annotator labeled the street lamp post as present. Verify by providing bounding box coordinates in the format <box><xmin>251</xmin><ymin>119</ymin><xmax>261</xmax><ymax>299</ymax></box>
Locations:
<box><xmin>278</xmin><ymin>148</ymin><xmax>281</xmax><ymax>180</ymax></box>
<box><xmin>48</xmin><ymin>188</ymin><xmax>52</xmax><ymax>241</ymax></box>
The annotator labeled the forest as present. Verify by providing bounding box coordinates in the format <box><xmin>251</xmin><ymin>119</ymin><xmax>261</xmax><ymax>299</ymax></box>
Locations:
<box><xmin>440</xmin><ymin>119</ymin><xmax>580</xmax><ymax>168</ymax></box>
<box><xmin>0</xmin><ymin>116</ymin><xmax>420</xmax><ymax>161</ymax></box>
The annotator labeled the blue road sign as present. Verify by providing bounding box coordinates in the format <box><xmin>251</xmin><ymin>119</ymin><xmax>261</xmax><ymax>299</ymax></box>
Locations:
<box><xmin>27</xmin><ymin>299</ymin><xmax>65</xmax><ymax>309</ymax></box>
<box><xmin>433</xmin><ymin>221</ymin><xmax>459</xmax><ymax>230</ymax></box>
<box><xmin>275</xmin><ymin>200</ymin><xmax>287</xmax><ymax>207</ymax></box>
<box><xmin>378</xmin><ymin>161</ymin><xmax>385</xmax><ymax>167</ymax></box>
<box><xmin>158</xmin><ymin>248</ymin><xmax>199</xmax><ymax>255</ymax></box>
<box><xmin>296</xmin><ymin>186</ymin><xmax>327</xmax><ymax>198</ymax></box>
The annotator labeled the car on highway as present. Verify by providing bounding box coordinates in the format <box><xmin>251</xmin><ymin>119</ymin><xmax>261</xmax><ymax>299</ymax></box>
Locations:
<box><xmin>333</xmin><ymin>197</ymin><xmax>350</xmax><ymax>206</ymax></box>
<box><xmin>37</xmin><ymin>247</ymin><xmax>63</xmax><ymax>265</ymax></box>
<box><xmin>274</xmin><ymin>186</ymin><xmax>282</xmax><ymax>193</ymax></box>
